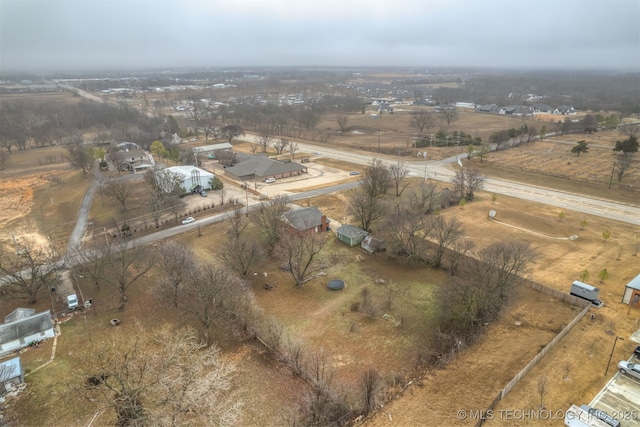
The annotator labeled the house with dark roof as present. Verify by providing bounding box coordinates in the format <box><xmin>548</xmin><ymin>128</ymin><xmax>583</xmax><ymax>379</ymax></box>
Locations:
<box><xmin>531</xmin><ymin>103</ymin><xmax>553</xmax><ymax>113</ymax></box>
<box><xmin>224</xmin><ymin>154</ymin><xmax>307</xmax><ymax>182</ymax></box>
<box><xmin>282</xmin><ymin>206</ymin><xmax>329</xmax><ymax>234</ymax></box>
<box><xmin>476</xmin><ymin>104</ymin><xmax>499</xmax><ymax>113</ymax></box>
<box><xmin>336</xmin><ymin>224</ymin><xmax>369</xmax><ymax>247</ymax></box>
<box><xmin>500</xmin><ymin>105</ymin><xmax>533</xmax><ymax>116</ymax></box>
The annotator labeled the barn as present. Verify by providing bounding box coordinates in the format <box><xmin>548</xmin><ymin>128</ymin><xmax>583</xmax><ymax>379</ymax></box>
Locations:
<box><xmin>622</xmin><ymin>273</ymin><xmax>640</xmax><ymax>308</ymax></box>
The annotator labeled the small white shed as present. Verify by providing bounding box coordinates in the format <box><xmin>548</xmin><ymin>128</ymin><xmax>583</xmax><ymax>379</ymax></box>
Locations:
<box><xmin>622</xmin><ymin>273</ymin><xmax>640</xmax><ymax>308</ymax></box>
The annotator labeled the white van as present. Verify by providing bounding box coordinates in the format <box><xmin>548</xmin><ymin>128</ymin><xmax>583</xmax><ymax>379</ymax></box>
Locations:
<box><xmin>67</xmin><ymin>294</ymin><xmax>79</xmax><ymax>310</ymax></box>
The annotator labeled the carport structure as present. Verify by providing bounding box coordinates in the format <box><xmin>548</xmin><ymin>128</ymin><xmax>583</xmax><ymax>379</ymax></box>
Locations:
<box><xmin>588</xmin><ymin>349</ymin><xmax>640</xmax><ymax>427</ymax></box>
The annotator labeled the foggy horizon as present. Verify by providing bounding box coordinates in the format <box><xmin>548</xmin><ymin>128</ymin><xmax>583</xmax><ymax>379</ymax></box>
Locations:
<box><xmin>1</xmin><ymin>0</ymin><xmax>639</xmax><ymax>74</ymax></box>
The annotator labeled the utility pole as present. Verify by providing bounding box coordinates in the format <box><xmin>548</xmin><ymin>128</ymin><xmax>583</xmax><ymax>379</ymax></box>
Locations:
<box><xmin>245</xmin><ymin>185</ymin><xmax>249</xmax><ymax>217</ymax></box>
<box><xmin>605</xmin><ymin>336</ymin><xmax>624</xmax><ymax>376</ymax></box>
<box><xmin>608</xmin><ymin>161</ymin><xmax>616</xmax><ymax>189</ymax></box>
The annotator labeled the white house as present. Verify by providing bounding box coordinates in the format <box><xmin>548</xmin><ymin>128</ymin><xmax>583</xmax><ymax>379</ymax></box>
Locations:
<box><xmin>622</xmin><ymin>273</ymin><xmax>640</xmax><ymax>308</ymax></box>
<box><xmin>162</xmin><ymin>166</ymin><xmax>215</xmax><ymax>193</ymax></box>
<box><xmin>0</xmin><ymin>310</ymin><xmax>55</xmax><ymax>357</ymax></box>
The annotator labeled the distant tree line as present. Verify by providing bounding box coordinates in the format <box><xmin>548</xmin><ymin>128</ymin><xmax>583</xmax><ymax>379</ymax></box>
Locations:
<box><xmin>0</xmin><ymin>100</ymin><xmax>165</xmax><ymax>153</ymax></box>
<box><xmin>433</xmin><ymin>71</ymin><xmax>640</xmax><ymax>115</ymax></box>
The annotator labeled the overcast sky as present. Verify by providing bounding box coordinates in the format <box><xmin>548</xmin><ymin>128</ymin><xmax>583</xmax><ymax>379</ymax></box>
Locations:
<box><xmin>1</xmin><ymin>0</ymin><xmax>639</xmax><ymax>73</ymax></box>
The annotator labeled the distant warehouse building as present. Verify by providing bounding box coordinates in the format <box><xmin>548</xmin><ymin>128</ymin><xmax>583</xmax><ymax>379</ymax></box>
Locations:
<box><xmin>622</xmin><ymin>273</ymin><xmax>640</xmax><ymax>308</ymax></box>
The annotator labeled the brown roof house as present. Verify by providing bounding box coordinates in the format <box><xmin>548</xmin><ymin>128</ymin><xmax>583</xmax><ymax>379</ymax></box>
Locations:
<box><xmin>282</xmin><ymin>206</ymin><xmax>329</xmax><ymax>234</ymax></box>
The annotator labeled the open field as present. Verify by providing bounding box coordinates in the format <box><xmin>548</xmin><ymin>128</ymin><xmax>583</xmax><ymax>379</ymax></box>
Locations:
<box><xmin>1</xmin><ymin>92</ymin><xmax>639</xmax><ymax>426</ymax></box>
<box><xmin>2</xmin><ymin>188</ymin><xmax>592</xmax><ymax>426</ymax></box>
<box><xmin>0</xmin><ymin>91</ymin><xmax>82</xmax><ymax>107</ymax></box>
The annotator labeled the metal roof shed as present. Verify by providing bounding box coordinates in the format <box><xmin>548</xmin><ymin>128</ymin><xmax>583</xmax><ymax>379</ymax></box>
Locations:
<box><xmin>336</xmin><ymin>224</ymin><xmax>368</xmax><ymax>247</ymax></box>
<box><xmin>622</xmin><ymin>273</ymin><xmax>640</xmax><ymax>307</ymax></box>
<box><xmin>0</xmin><ymin>356</ymin><xmax>24</xmax><ymax>392</ymax></box>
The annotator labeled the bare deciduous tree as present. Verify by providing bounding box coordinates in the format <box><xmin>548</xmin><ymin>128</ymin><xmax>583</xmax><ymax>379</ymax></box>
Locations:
<box><xmin>348</xmin><ymin>189</ymin><xmax>386</xmax><ymax>232</ymax></box>
<box><xmin>219</xmin><ymin>232</ymin><xmax>264</xmax><ymax>277</ymax></box>
<box><xmin>289</xmin><ymin>141</ymin><xmax>299</xmax><ymax>159</ymax></box>
<box><xmin>75</xmin><ymin>240</ymin><xmax>154</xmax><ymax>302</ymax></box>
<box><xmin>217</xmin><ymin>150</ymin><xmax>238</xmax><ymax>167</ymax></box>
<box><xmin>273</xmin><ymin>138</ymin><xmax>289</xmax><ymax>155</ymax></box>
<box><xmin>66</xmin><ymin>136</ymin><xmax>94</xmax><ymax>175</ymax></box>
<box><xmin>537</xmin><ymin>376</ymin><xmax>549</xmax><ymax>408</ymax></box>
<box><xmin>251</xmin><ymin>195</ymin><xmax>290</xmax><ymax>250</ymax></box>
<box><xmin>277</xmin><ymin>230</ymin><xmax>326</xmax><ymax>287</ymax></box>
<box><xmin>452</xmin><ymin>168</ymin><xmax>486</xmax><ymax>201</ymax></box>
<box><xmin>220</xmin><ymin>124</ymin><xmax>245</xmax><ymax>144</ymax></box>
<box><xmin>257</xmin><ymin>127</ymin><xmax>275</xmax><ymax>153</ymax></box>
<box><xmin>0</xmin><ymin>238</ymin><xmax>58</xmax><ymax>304</ymax></box>
<box><xmin>75</xmin><ymin>324</ymin><xmax>241</xmax><ymax>427</ymax></box>
<box><xmin>175</xmin><ymin>263</ymin><xmax>249</xmax><ymax>344</ymax></box>
<box><xmin>336</xmin><ymin>116</ymin><xmax>349</xmax><ymax>132</ymax></box>
<box><xmin>439</xmin><ymin>107</ymin><xmax>459</xmax><ymax>126</ymax></box>
<box><xmin>615</xmin><ymin>152</ymin><xmax>636</xmax><ymax>182</ymax></box>
<box><xmin>409</xmin><ymin>180</ymin><xmax>440</xmax><ymax>215</ymax></box>
<box><xmin>104</xmin><ymin>178</ymin><xmax>135</xmax><ymax>220</ymax></box>
<box><xmin>156</xmin><ymin>241</ymin><xmax>196</xmax><ymax>306</ymax></box>
<box><xmin>361</xmin><ymin>369</ymin><xmax>383</xmax><ymax>415</ymax></box>
<box><xmin>430</xmin><ymin>216</ymin><xmax>464</xmax><ymax>268</ymax></box>
<box><xmin>360</xmin><ymin>158</ymin><xmax>391</xmax><ymax>199</ymax></box>
<box><xmin>389</xmin><ymin>162</ymin><xmax>410</xmax><ymax>197</ymax></box>
<box><xmin>383</xmin><ymin>207</ymin><xmax>432</xmax><ymax>264</ymax></box>
<box><xmin>410</xmin><ymin>110</ymin><xmax>438</xmax><ymax>133</ymax></box>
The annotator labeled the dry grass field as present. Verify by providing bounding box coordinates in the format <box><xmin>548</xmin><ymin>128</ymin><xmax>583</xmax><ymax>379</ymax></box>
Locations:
<box><xmin>1</xmin><ymin>91</ymin><xmax>639</xmax><ymax>426</ymax></box>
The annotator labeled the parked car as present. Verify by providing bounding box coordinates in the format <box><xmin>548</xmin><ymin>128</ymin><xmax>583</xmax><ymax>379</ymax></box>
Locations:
<box><xmin>349</xmin><ymin>171</ymin><xmax>360</xmax><ymax>175</ymax></box>
<box><xmin>618</xmin><ymin>360</ymin><xmax>640</xmax><ymax>380</ymax></box>
<box><xmin>181</xmin><ymin>217</ymin><xmax>195</xmax><ymax>225</ymax></box>
<box><xmin>200</xmin><ymin>190</ymin><xmax>207</xmax><ymax>197</ymax></box>
<box><xmin>634</xmin><ymin>345</ymin><xmax>640</xmax><ymax>358</ymax></box>
<box><xmin>579</xmin><ymin>405</ymin><xmax>620</xmax><ymax>427</ymax></box>
<box><xmin>265</xmin><ymin>177</ymin><xmax>276</xmax><ymax>183</ymax></box>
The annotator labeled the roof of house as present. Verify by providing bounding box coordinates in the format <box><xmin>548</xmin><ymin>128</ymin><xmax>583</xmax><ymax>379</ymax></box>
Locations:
<box><xmin>336</xmin><ymin>224</ymin><xmax>368</xmax><ymax>238</ymax></box>
<box><xmin>626</xmin><ymin>273</ymin><xmax>640</xmax><ymax>291</ymax></box>
<box><xmin>476</xmin><ymin>104</ymin><xmax>498</xmax><ymax>112</ymax></box>
<box><xmin>361</xmin><ymin>235</ymin><xmax>385</xmax><ymax>253</ymax></box>
<box><xmin>531</xmin><ymin>103</ymin><xmax>553</xmax><ymax>111</ymax></box>
<box><xmin>164</xmin><ymin>166</ymin><xmax>214</xmax><ymax>181</ymax></box>
<box><xmin>283</xmin><ymin>206</ymin><xmax>324</xmax><ymax>230</ymax></box>
<box><xmin>4</xmin><ymin>308</ymin><xmax>35</xmax><ymax>323</ymax></box>
<box><xmin>0</xmin><ymin>311</ymin><xmax>53</xmax><ymax>346</ymax></box>
<box><xmin>0</xmin><ymin>357</ymin><xmax>22</xmax><ymax>382</ymax></box>
<box><xmin>225</xmin><ymin>155</ymin><xmax>306</xmax><ymax>178</ymax></box>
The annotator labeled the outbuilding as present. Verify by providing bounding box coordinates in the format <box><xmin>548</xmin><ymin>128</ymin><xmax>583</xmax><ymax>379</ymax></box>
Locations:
<box><xmin>336</xmin><ymin>224</ymin><xmax>368</xmax><ymax>247</ymax></box>
<box><xmin>622</xmin><ymin>273</ymin><xmax>640</xmax><ymax>308</ymax></box>
<box><xmin>162</xmin><ymin>166</ymin><xmax>215</xmax><ymax>193</ymax></box>
<box><xmin>0</xmin><ymin>357</ymin><xmax>24</xmax><ymax>393</ymax></box>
